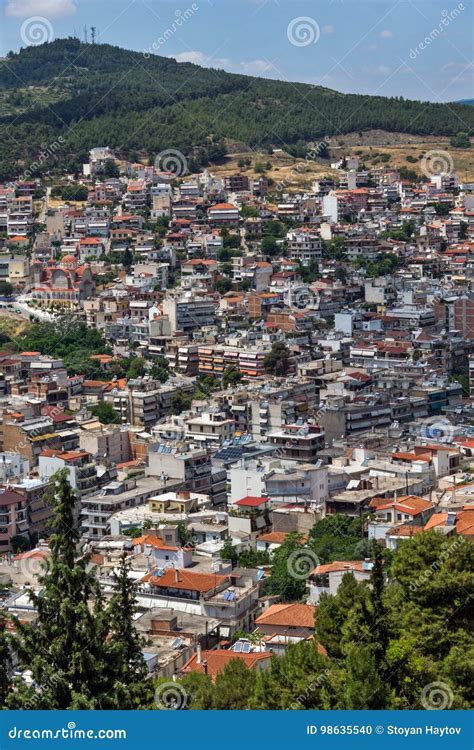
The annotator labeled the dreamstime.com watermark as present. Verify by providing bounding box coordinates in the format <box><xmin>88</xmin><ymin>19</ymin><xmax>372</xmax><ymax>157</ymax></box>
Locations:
<box><xmin>8</xmin><ymin>723</ymin><xmax>127</xmax><ymax>741</ymax></box>
<box><xmin>409</xmin><ymin>3</ymin><xmax>465</xmax><ymax>60</ymax></box>
<box><xmin>20</xmin><ymin>16</ymin><xmax>54</xmax><ymax>46</ymax></box>
<box><xmin>143</xmin><ymin>4</ymin><xmax>199</xmax><ymax>58</ymax></box>
<box><xmin>275</xmin><ymin>137</ymin><xmax>332</xmax><ymax>195</ymax></box>
<box><xmin>409</xmin><ymin>535</ymin><xmax>466</xmax><ymax>592</ymax></box>
<box><xmin>287</xmin><ymin>16</ymin><xmax>320</xmax><ymax>47</ymax></box>
<box><xmin>23</xmin><ymin>137</ymin><xmax>66</xmax><ymax>179</ymax></box>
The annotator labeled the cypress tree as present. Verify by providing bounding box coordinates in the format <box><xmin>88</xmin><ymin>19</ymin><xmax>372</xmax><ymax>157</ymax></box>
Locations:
<box><xmin>0</xmin><ymin>604</ymin><xmax>12</xmax><ymax>708</ymax></box>
<box><xmin>9</xmin><ymin>470</ymin><xmax>148</xmax><ymax>709</ymax></box>
<box><xmin>107</xmin><ymin>553</ymin><xmax>153</xmax><ymax>708</ymax></box>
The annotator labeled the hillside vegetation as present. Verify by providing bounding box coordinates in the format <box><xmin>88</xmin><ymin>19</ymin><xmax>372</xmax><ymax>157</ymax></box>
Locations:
<box><xmin>0</xmin><ymin>39</ymin><xmax>473</xmax><ymax>178</ymax></box>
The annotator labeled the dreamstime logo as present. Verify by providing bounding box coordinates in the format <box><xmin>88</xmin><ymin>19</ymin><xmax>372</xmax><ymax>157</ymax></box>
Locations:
<box><xmin>287</xmin><ymin>548</ymin><xmax>320</xmax><ymax>580</ymax></box>
<box><xmin>287</xmin><ymin>16</ymin><xmax>320</xmax><ymax>47</ymax></box>
<box><xmin>16</xmin><ymin>553</ymin><xmax>47</xmax><ymax>582</ymax></box>
<box><xmin>409</xmin><ymin>3</ymin><xmax>465</xmax><ymax>60</ymax></box>
<box><xmin>292</xmin><ymin>286</ymin><xmax>316</xmax><ymax>310</ymax></box>
<box><xmin>275</xmin><ymin>137</ymin><xmax>331</xmax><ymax>194</ymax></box>
<box><xmin>420</xmin><ymin>416</ymin><xmax>454</xmax><ymax>443</ymax></box>
<box><xmin>155</xmin><ymin>681</ymin><xmax>188</xmax><ymax>709</ymax></box>
<box><xmin>23</xmin><ymin>137</ymin><xmax>65</xmax><ymax>179</ymax></box>
<box><xmin>421</xmin><ymin>150</ymin><xmax>454</xmax><ymax>180</ymax></box>
<box><xmin>20</xmin><ymin>16</ymin><xmax>54</xmax><ymax>46</ymax></box>
<box><xmin>155</xmin><ymin>149</ymin><xmax>188</xmax><ymax>177</ymax></box>
<box><xmin>143</xmin><ymin>4</ymin><xmax>199</xmax><ymax>57</ymax></box>
<box><xmin>421</xmin><ymin>681</ymin><xmax>454</xmax><ymax>710</ymax></box>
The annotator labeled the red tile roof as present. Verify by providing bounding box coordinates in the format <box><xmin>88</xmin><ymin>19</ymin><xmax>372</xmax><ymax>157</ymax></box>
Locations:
<box><xmin>234</xmin><ymin>496</ymin><xmax>268</xmax><ymax>508</ymax></box>
<box><xmin>143</xmin><ymin>568</ymin><xmax>229</xmax><ymax>593</ymax></box>
<box><xmin>256</xmin><ymin>603</ymin><xmax>315</xmax><ymax>629</ymax></box>
<box><xmin>180</xmin><ymin>649</ymin><xmax>271</xmax><ymax>679</ymax></box>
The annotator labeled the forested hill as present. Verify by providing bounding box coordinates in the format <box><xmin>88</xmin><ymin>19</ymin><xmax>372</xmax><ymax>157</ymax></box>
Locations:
<box><xmin>0</xmin><ymin>38</ymin><xmax>473</xmax><ymax>178</ymax></box>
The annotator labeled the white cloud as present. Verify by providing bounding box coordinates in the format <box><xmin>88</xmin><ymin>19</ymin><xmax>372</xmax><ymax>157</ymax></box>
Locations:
<box><xmin>240</xmin><ymin>58</ymin><xmax>272</xmax><ymax>75</ymax></box>
<box><xmin>380</xmin><ymin>29</ymin><xmax>393</xmax><ymax>38</ymax></box>
<box><xmin>5</xmin><ymin>0</ymin><xmax>77</xmax><ymax>17</ymax></box>
<box><xmin>322</xmin><ymin>25</ymin><xmax>335</xmax><ymax>36</ymax></box>
<box><xmin>376</xmin><ymin>65</ymin><xmax>392</xmax><ymax>75</ymax></box>
<box><xmin>169</xmin><ymin>51</ymin><xmax>274</xmax><ymax>77</ymax></box>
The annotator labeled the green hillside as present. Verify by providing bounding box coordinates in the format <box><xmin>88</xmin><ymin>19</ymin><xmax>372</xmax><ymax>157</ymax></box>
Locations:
<box><xmin>0</xmin><ymin>38</ymin><xmax>473</xmax><ymax>179</ymax></box>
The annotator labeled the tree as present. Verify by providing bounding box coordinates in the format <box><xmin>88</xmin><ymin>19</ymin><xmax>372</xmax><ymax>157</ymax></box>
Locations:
<box><xmin>212</xmin><ymin>659</ymin><xmax>257</xmax><ymax>709</ymax></box>
<box><xmin>11</xmin><ymin>534</ymin><xmax>30</xmax><ymax>553</ymax></box>
<box><xmin>179</xmin><ymin>672</ymin><xmax>214</xmax><ymax>709</ymax></box>
<box><xmin>170</xmin><ymin>389</ymin><xmax>191</xmax><ymax>415</ymax></box>
<box><xmin>261</xmin><ymin>236</ymin><xmax>279</xmax><ymax>257</ymax></box>
<box><xmin>316</xmin><ymin>572</ymin><xmax>369</xmax><ymax>659</ymax></box>
<box><xmin>450</xmin><ymin>132</ymin><xmax>471</xmax><ymax>149</ymax></box>
<box><xmin>126</xmin><ymin>356</ymin><xmax>146</xmax><ymax>379</ymax></box>
<box><xmin>104</xmin><ymin>158</ymin><xmax>120</xmax><ymax>177</ymax></box>
<box><xmin>222</xmin><ymin>365</ymin><xmax>242</xmax><ymax>389</ymax></box>
<box><xmin>220</xmin><ymin>537</ymin><xmax>238</xmax><ymax>567</ymax></box>
<box><xmin>0</xmin><ymin>594</ymin><xmax>12</xmax><ymax>708</ymax></box>
<box><xmin>308</xmin><ymin>514</ymin><xmax>370</xmax><ymax>564</ymax></box>
<box><xmin>122</xmin><ymin>246</ymin><xmax>133</xmax><ymax>270</ymax></box>
<box><xmin>264</xmin><ymin>341</ymin><xmax>290</xmax><ymax>377</ymax></box>
<box><xmin>266</xmin><ymin>534</ymin><xmax>311</xmax><ymax>601</ymax></box>
<box><xmin>9</xmin><ymin>471</ymin><xmax>117</xmax><ymax>708</ymax></box>
<box><xmin>150</xmin><ymin>356</ymin><xmax>169</xmax><ymax>383</ymax></box>
<box><xmin>107</xmin><ymin>553</ymin><xmax>152</xmax><ymax>708</ymax></box>
<box><xmin>0</xmin><ymin>280</ymin><xmax>13</xmax><ymax>297</ymax></box>
<box><xmin>90</xmin><ymin>401</ymin><xmax>121</xmax><ymax>425</ymax></box>
<box><xmin>342</xmin><ymin>644</ymin><xmax>389</xmax><ymax>709</ymax></box>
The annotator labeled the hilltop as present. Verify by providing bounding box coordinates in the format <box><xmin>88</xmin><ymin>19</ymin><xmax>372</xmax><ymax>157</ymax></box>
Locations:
<box><xmin>0</xmin><ymin>38</ymin><xmax>473</xmax><ymax>178</ymax></box>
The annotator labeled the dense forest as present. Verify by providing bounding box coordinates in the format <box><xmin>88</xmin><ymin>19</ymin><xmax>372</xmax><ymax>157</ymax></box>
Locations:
<box><xmin>0</xmin><ymin>38</ymin><xmax>473</xmax><ymax>179</ymax></box>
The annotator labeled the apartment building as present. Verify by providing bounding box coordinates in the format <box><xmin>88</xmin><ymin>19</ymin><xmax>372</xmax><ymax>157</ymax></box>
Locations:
<box><xmin>162</xmin><ymin>295</ymin><xmax>216</xmax><ymax>334</ymax></box>
<box><xmin>286</xmin><ymin>229</ymin><xmax>323</xmax><ymax>265</ymax></box>
<box><xmin>267</xmin><ymin>424</ymin><xmax>325</xmax><ymax>462</ymax></box>
<box><xmin>0</xmin><ymin>487</ymin><xmax>29</xmax><ymax>552</ymax></box>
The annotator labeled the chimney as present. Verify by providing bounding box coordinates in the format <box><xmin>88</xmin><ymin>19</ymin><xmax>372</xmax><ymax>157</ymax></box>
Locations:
<box><xmin>174</xmin><ymin>568</ymin><xmax>179</xmax><ymax>584</ymax></box>
<box><xmin>202</xmin><ymin>659</ymin><xmax>208</xmax><ymax>676</ymax></box>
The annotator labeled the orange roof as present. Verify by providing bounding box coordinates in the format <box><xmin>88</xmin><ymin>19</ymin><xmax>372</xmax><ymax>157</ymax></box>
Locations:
<box><xmin>133</xmin><ymin>533</ymin><xmax>179</xmax><ymax>552</ymax></box>
<box><xmin>89</xmin><ymin>354</ymin><xmax>114</xmax><ymax>363</ymax></box>
<box><xmin>256</xmin><ymin>603</ymin><xmax>315</xmax><ymax>629</ymax></box>
<box><xmin>311</xmin><ymin>560</ymin><xmax>367</xmax><ymax>576</ymax></box>
<box><xmin>391</xmin><ymin>452</ymin><xmax>432</xmax><ymax>463</ymax></box>
<box><xmin>13</xmin><ymin>549</ymin><xmax>49</xmax><ymax>562</ymax></box>
<box><xmin>375</xmin><ymin>495</ymin><xmax>433</xmax><ymax>516</ymax></box>
<box><xmin>209</xmin><ymin>203</ymin><xmax>238</xmax><ymax>211</ymax></box>
<box><xmin>424</xmin><ymin>509</ymin><xmax>474</xmax><ymax>536</ymax></box>
<box><xmin>387</xmin><ymin>525</ymin><xmax>424</xmax><ymax>537</ymax></box>
<box><xmin>181</xmin><ymin>649</ymin><xmax>271</xmax><ymax>679</ymax></box>
<box><xmin>143</xmin><ymin>568</ymin><xmax>229</xmax><ymax>593</ymax></box>
<box><xmin>40</xmin><ymin>449</ymin><xmax>90</xmax><ymax>462</ymax></box>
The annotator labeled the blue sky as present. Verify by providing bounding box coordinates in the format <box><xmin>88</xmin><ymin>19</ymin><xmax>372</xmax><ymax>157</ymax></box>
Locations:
<box><xmin>1</xmin><ymin>0</ymin><xmax>473</xmax><ymax>102</ymax></box>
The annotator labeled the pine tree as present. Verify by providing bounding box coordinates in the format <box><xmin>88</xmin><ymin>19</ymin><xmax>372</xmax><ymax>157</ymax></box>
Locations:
<box><xmin>342</xmin><ymin>645</ymin><xmax>389</xmax><ymax>709</ymax></box>
<box><xmin>9</xmin><ymin>470</ymin><xmax>149</xmax><ymax>709</ymax></box>
<box><xmin>0</xmin><ymin>605</ymin><xmax>12</xmax><ymax>708</ymax></box>
<box><xmin>107</xmin><ymin>553</ymin><xmax>153</xmax><ymax>708</ymax></box>
<box><xmin>368</xmin><ymin>543</ymin><xmax>390</xmax><ymax>675</ymax></box>
<box><xmin>211</xmin><ymin>659</ymin><xmax>257</xmax><ymax>710</ymax></box>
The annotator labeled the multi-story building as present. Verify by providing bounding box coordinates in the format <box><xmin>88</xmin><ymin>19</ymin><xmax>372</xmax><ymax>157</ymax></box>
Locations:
<box><xmin>267</xmin><ymin>424</ymin><xmax>325</xmax><ymax>462</ymax></box>
<box><xmin>162</xmin><ymin>295</ymin><xmax>216</xmax><ymax>334</ymax></box>
<box><xmin>0</xmin><ymin>487</ymin><xmax>29</xmax><ymax>552</ymax></box>
<box><xmin>286</xmin><ymin>229</ymin><xmax>323</xmax><ymax>265</ymax></box>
